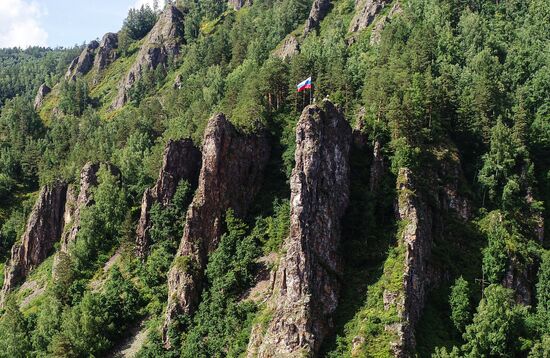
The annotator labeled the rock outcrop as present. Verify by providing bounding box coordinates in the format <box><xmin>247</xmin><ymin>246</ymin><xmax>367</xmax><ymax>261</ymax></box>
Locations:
<box><xmin>388</xmin><ymin>168</ymin><xmax>434</xmax><ymax>357</ymax></box>
<box><xmin>60</xmin><ymin>163</ymin><xmax>109</xmax><ymax>252</ymax></box>
<box><xmin>303</xmin><ymin>0</ymin><xmax>331</xmax><ymax>36</ymax></box>
<box><xmin>113</xmin><ymin>5</ymin><xmax>185</xmax><ymax>109</ymax></box>
<box><xmin>438</xmin><ymin>156</ymin><xmax>471</xmax><ymax>221</ymax></box>
<box><xmin>1</xmin><ymin>182</ymin><xmax>68</xmax><ymax>305</ymax></box>
<box><xmin>273</xmin><ymin>35</ymin><xmax>300</xmax><ymax>60</ymax></box>
<box><xmin>136</xmin><ymin>139</ymin><xmax>201</xmax><ymax>259</ymax></box>
<box><xmin>162</xmin><ymin>113</ymin><xmax>270</xmax><ymax>346</ymax></box>
<box><xmin>503</xmin><ymin>259</ymin><xmax>536</xmax><ymax>306</ymax></box>
<box><xmin>348</xmin><ymin>0</ymin><xmax>390</xmax><ymax>35</ymax></box>
<box><xmin>65</xmin><ymin>40</ymin><xmax>100</xmax><ymax>81</ymax></box>
<box><xmin>248</xmin><ymin>100</ymin><xmax>352</xmax><ymax>357</ymax></box>
<box><xmin>94</xmin><ymin>32</ymin><xmax>119</xmax><ymax>71</ymax></box>
<box><xmin>34</xmin><ymin>83</ymin><xmax>51</xmax><ymax>110</ymax></box>
<box><xmin>229</xmin><ymin>0</ymin><xmax>252</xmax><ymax>10</ymax></box>
<box><xmin>370</xmin><ymin>139</ymin><xmax>386</xmax><ymax>192</ymax></box>
<box><xmin>370</xmin><ymin>2</ymin><xmax>402</xmax><ymax>45</ymax></box>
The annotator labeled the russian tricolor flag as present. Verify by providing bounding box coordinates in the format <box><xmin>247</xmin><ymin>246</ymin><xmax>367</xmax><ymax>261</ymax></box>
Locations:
<box><xmin>297</xmin><ymin>77</ymin><xmax>312</xmax><ymax>92</ymax></box>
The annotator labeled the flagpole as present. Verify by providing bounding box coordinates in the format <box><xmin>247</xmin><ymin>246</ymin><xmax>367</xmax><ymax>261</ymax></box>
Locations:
<box><xmin>309</xmin><ymin>75</ymin><xmax>313</xmax><ymax>105</ymax></box>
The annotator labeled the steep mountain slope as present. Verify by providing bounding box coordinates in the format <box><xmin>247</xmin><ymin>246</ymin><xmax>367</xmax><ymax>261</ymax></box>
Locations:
<box><xmin>0</xmin><ymin>0</ymin><xmax>548</xmax><ymax>357</ymax></box>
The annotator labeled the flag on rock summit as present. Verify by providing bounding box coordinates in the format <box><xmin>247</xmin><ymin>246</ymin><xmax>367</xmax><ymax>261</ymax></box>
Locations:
<box><xmin>297</xmin><ymin>77</ymin><xmax>312</xmax><ymax>92</ymax></box>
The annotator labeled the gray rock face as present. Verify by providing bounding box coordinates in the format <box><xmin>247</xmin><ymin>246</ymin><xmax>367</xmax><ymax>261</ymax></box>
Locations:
<box><xmin>348</xmin><ymin>0</ymin><xmax>390</xmax><ymax>35</ymax></box>
<box><xmin>370</xmin><ymin>2</ymin><xmax>402</xmax><ymax>45</ymax></box>
<box><xmin>229</xmin><ymin>0</ymin><xmax>252</xmax><ymax>10</ymax></box>
<box><xmin>33</xmin><ymin>83</ymin><xmax>51</xmax><ymax>110</ymax></box>
<box><xmin>248</xmin><ymin>101</ymin><xmax>352</xmax><ymax>357</ymax></box>
<box><xmin>1</xmin><ymin>182</ymin><xmax>68</xmax><ymax>306</ymax></box>
<box><xmin>388</xmin><ymin>168</ymin><xmax>434</xmax><ymax>357</ymax></box>
<box><xmin>273</xmin><ymin>35</ymin><xmax>300</xmax><ymax>60</ymax></box>
<box><xmin>439</xmin><ymin>157</ymin><xmax>471</xmax><ymax>221</ymax></box>
<box><xmin>136</xmin><ymin>139</ymin><xmax>201</xmax><ymax>259</ymax></box>
<box><xmin>65</xmin><ymin>40</ymin><xmax>100</xmax><ymax>81</ymax></box>
<box><xmin>503</xmin><ymin>259</ymin><xmax>536</xmax><ymax>306</ymax></box>
<box><xmin>304</xmin><ymin>0</ymin><xmax>331</xmax><ymax>35</ymax></box>
<box><xmin>113</xmin><ymin>5</ymin><xmax>185</xmax><ymax>109</ymax></box>
<box><xmin>162</xmin><ymin>113</ymin><xmax>270</xmax><ymax>347</ymax></box>
<box><xmin>60</xmin><ymin>163</ymin><xmax>101</xmax><ymax>253</ymax></box>
<box><xmin>94</xmin><ymin>32</ymin><xmax>119</xmax><ymax>71</ymax></box>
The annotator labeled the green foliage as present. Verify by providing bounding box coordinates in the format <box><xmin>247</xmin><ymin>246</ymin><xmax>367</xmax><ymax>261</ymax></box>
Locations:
<box><xmin>0</xmin><ymin>46</ymin><xmax>80</xmax><ymax>106</ymax></box>
<box><xmin>48</xmin><ymin>267</ymin><xmax>142</xmax><ymax>357</ymax></box>
<box><xmin>479</xmin><ymin>211</ymin><xmax>539</xmax><ymax>285</ymax></box>
<box><xmin>0</xmin><ymin>298</ymin><xmax>31</xmax><ymax>357</ymax></box>
<box><xmin>536</xmin><ymin>251</ymin><xmax>550</xmax><ymax>334</ymax></box>
<box><xmin>122</xmin><ymin>4</ymin><xmax>159</xmax><ymax>41</ymax></box>
<box><xmin>461</xmin><ymin>285</ymin><xmax>528</xmax><ymax>357</ymax></box>
<box><xmin>449</xmin><ymin>277</ymin><xmax>471</xmax><ymax>333</ymax></box>
<box><xmin>58</xmin><ymin>78</ymin><xmax>90</xmax><ymax>116</ymax></box>
<box><xmin>72</xmin><ymin>165</ymin><xmax>127</xmax><ymax>276</ymax></box>
<box><xmin>180</xmin><ymin>210</ymin><xmax>260</xmax><ymax>357</ymax></box>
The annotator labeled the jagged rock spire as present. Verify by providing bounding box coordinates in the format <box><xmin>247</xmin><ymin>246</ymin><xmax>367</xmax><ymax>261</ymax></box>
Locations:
<box><xmin>247</xmin><ymin>100</ymin><xmax>352</xmax><ymax>357</ymax></box>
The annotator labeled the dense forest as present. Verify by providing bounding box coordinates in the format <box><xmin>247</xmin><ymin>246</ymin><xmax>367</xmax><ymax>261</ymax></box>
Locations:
<box><xmin>0</xmin><ymin>0</ymin><xmax>548</xmax><ymax>357</ymax></box>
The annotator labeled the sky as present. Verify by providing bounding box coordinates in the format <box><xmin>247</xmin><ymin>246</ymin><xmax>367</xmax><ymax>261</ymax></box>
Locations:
<box><xmin>0</xmin><ymin>0</ymin><xmax>165</xmax><ymax>48</ymax></box>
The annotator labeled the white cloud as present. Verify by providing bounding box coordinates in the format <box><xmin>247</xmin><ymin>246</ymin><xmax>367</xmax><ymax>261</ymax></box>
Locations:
<box><xmin>132</xmin><ymin>0</ymin><xmax>166</xmax><ymax>10</ymax></box>
<box><xmin>0</xmin><ymin>0</ymin><xmax>48</xmax><ymax>48</ymax></box>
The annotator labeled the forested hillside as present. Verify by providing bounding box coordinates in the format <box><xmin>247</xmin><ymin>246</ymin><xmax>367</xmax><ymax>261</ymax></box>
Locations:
<box><xmin>0</xmin><ymin>0</ymin><xmax>548</xmax><ymax>357</ymax></box>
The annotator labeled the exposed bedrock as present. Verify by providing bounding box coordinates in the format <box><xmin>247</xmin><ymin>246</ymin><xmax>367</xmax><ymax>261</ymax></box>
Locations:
<box><xmin>303</xmin><ymin>0</ymin><xmax>331</xmax><ymax>36</ymax></box>
<box><xmin>34</xmin><ymin>83</ymin><xmax>51</xmax><ymax>110</ymax></box>
<box><xmin>162</xmin><ymin>113</ymin><xmax>270</xmax><ymax>347</ymax></box>
<box><xmin>247</xmin><ymin>100</ymin><xmax>352</xmax><ymax>357</ymax></box>
<box><xmin>136</xmin><ymin>139</ymin><xmax>201</xmax><ymax>259</ymax></box>
<box><xmin>65</xmin><ymin>40</ymin><xmax>99</xmax><ymax>81</ymax></box>
<box><xmin>94</xmin><ymin>32</ymin><xmax>119</xmax><ymax>72</ymax></box>
<box><xmin>112</xmin><ymin>5</ymin><xmax>185</xmax><ymax>109</ymax></box>
<box><xmin>1</xmin><ymin>181</ymin><xmax>68</xmax><ymax>305</ymax></box>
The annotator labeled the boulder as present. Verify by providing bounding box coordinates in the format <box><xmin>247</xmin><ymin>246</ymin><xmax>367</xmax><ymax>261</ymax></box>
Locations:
<box><xmin>112</xmin><ymin>5</ymin><xmax>185</xmax><ymax>109</ymax></box>
<box><xmin>1</xmin><ymin>182</ymin><xmax>68</xmax><ymax>306</ymax></box>
<box><xmin>33</xmin><ymin>83</ymin><xmax>51</xmax><ymax>110</ymax></box>
<box><xmin>162</xmin><ymin>113</ymin><xmax>270</xmax><ymax>347</ymax></box>
<box><xmin>136</xmin><ymin>139</ymin><xmax>201</xmax><ymax>259</ymax></box>
<box><xmin>248</xmin><ymin>100</ymin><xmax>352</xmax><ymax>357</ymax></box>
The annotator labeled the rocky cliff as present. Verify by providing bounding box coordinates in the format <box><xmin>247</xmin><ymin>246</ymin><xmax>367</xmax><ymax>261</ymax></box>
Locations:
<box><xmin>113</xmin><ymin>5</ymin><xmax>185</xmax><ymax>109</ymax></box>
<box><xmin>388</xmin><ymin>168</ymin><xmax>434</xmax><ymax>357</ymax></box>
<box><xmin>65</xmin><ymin>41</ymin><xmax>99</xmax><ymax>81</ymax></box>
<box><xmin>162</xmin><ymin>113</ymin><xmax>270</xmax><ymax>346</ymax></box>
<box><xmin>59</xmin><ymin>163</ymin><xmax>119</xmax><ymax>253</ymax></box>
<box><xmin>229</xmin><ymin>0</ymin><xmax>252</xmax><ymax>10</ymax></box>
<box><xmin>348</xmin><ymin>0</ymin><xmax>390</xmax><ymax>36</ymax></box>
<box><xmin>1</xmin><ymin>182</ymin><xmax>68</xmax><ymax>305</ymax></box>
<box><xmin>34</xmin><ymin>83</ymin><xmax>51</xmax><ymax>110</ymax></box>
<box><xmin>247</xmin><ymin>101</ymin><xmax>352</xmax><ymax>357</ymax></box>
<box><xmin>136</xmin><ymin>139</ymin><xmax>201</xmax><ymax>259</ymax></box>
<box><xmin>273</xmin><ymin>35</ymin><xmax>300</xmax><ymax>60</ymax></box>
<box><xmin>370</xmin><ymin>2</ymin><xmax>402</xmax><ymax>45</ymax></box>
<box><xmin>303</xmin><ymin>0</ymin><xmax>331</xmax><ymax>36</ymax></box>
<box><xmin>94</xmin><ymin>32</ymin><xmax>119</xmax><ymax>72</ymax></box>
